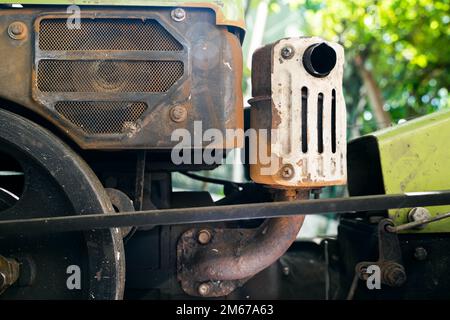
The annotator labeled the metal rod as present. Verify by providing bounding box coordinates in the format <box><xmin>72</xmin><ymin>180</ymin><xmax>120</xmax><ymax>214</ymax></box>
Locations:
<box><xmin>387</xmin><ymin>212</ymin><xmax>450</xmax><ymax>233</ymax></box>
<box><xmin>0</xmin><ymin>190</ymin><xmax>450</xmax><ymax>235</ymax></box>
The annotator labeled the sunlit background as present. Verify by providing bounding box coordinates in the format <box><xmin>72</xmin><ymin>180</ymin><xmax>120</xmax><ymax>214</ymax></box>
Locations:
<box><xmin>174</xmin><ymin>0</ymin><xmax>450</xmax><ymax>238</ymax></box>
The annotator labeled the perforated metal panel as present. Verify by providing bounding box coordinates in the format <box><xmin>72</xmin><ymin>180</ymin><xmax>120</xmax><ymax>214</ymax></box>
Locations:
<box><xmin>37</xmin><ymin>60</ymin><xmax>184</xmax><ymax>93</ymax></box>
<box><xmin>55</xmin><ymin>101</ymin><xmax>147</xmax><ymax>135</ymax></box>
<box><xmin>39</xmin><ymin>18</ymin><xmax>183</xmax><ymax>51</ymax></box>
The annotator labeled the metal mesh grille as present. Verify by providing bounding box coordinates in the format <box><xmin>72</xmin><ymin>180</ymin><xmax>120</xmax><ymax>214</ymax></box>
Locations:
<box><xmin>37</xmin><ymin>60</ymin><xmax>183</xmax><ymax>92</ymax></box>
<box><xmin>55</xmin><ymin>101</ymin><xmax>147</xmax><ymax>134</ymax></box>
<box><xmin>39</xmin><ymin>18</ymin><xmax>183</xmax><ymax>51</ymax></box>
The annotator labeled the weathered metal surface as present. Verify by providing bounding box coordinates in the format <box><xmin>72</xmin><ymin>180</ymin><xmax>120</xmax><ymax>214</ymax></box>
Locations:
<box><xmin>355</xmin><ymin>219</ymin><xmax>406</xmax><ymax>288</ymax></box>
<box><xmin>249</xmin><ymin>37</ymin><xmax>347</xmax><ymax>188</ymax></box>
<box><xmin>0</xmin><ymin>7</ymin><xmax>243</xmax><ymax>150</ymax></box>
<box><xmin>0</xmin><ymin>256</ymin><xmax>20</xmax><ymax>295</ymax></box>
<box><xmin>177</xmin><ymin>189</ymin><xmax>308</xmax><ymax>297</ymax></box>
<box><xmin>105</xmin><ymin>188</ymin><xmax>134</xmax><ymax>238</ymax></box>
<box><xmin>2</xmin><ymin>190</ymin><xmax>450</xmax><ymax>235</ymax></box>
<box><xmin>349</xmin><ymin>109</ymin><xmax>450</xmax><ymax>233</ymax></box>
<box><xmin>0</xmin><ymin>0</ymin><xmax>246</xmax><ymax>31</ymax></box>
<box><xmin>0</xmin><ymin>109</ymin><xmax>125</xmax><ymax>299</ymax></box>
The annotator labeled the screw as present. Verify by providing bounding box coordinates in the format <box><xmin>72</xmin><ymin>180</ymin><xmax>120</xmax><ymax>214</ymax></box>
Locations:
<box><xmin>282</xmin><ymin>266</ymin><xmax>290</xmax><ymax>276</ymax></box>
<box><xmin>8</xmin><ymin>21</ymin><xmax>27</xmax><ymax>40</ymax></box>
<box><xmin>169</xmin><ymin>105</ymin><xmax>187</xmax><ymax>123</ymax></box>
<box><xmin>197</xmin><ymin>229</ymin><xmax>212</xmax><ymax>245</ymax></box>
<box><xmin>280</xmin><ymin>165</ymin><xmax>294</xmax><ymax>180</ymax></box>
<box><xmin>414</xmin><ymin>247</ymin><xmax>427</xmax><ymax>261</ymax></box>
<box><xmin>281</xmin><ymin>46</ymin><xmax>295</xmax><ymax>59</ymax></box>
<box><xmin>198</xmin><ymin>282</ymin><xmax>211</xmax><ymax>296</ymax></box>
<box><xmin>171</xmin><ymin>8</ymin><xmax>186</xmax><ymax>22</ymax></box>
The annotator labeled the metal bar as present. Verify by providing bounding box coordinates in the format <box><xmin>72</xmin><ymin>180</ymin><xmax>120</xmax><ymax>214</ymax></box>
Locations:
<box><xmin>387</xmin><ymin>212</ymin><xmax>450</xmax><ymax>233</ymax></box>
<box><xmin>1</xmin><ymin>191</ymin><xmax>450</xmax><ymax>235</ymax></box>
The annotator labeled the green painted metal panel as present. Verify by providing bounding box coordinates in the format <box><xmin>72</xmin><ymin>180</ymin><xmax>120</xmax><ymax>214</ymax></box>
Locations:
<box><xmin>0</xmin><ymin>0</ymin><xmax>246</xmax><ymax>30</ymax></box>
<box><xmin>373</xmin><ymin>109</ymin><xmax>450</xmax><ymax>232</ymax></box>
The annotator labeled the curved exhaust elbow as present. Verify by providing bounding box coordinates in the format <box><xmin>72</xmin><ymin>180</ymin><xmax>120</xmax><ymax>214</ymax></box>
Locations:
<box><xmin>178</xmin><ymin>190</ymin><xmax>309</xmax><ymax>297</ymax></box>
<box><xmin>195</xmin><ymin>215</ymin><xmax>305</xmax><ymax>281</ymax></box>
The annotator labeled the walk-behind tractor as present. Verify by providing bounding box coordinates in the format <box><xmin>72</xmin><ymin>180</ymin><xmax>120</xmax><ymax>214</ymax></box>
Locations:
<box><xmin>0</xmin><ymin>1</ymin><xmax>449</xmax><ymax>300</ymax></box>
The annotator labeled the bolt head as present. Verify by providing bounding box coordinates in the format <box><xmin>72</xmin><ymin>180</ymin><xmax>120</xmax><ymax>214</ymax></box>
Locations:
<box><xmin>198</xmin><ymin>282</ymin><xmax>211</xmax><ymax>296</ymax></box>
<box><xmin>383</xmin><ymin>263</ymin><xmax>407</xmax><ymax>287</ymax></box>
<box><xmin>197</xmin><ymin>229</ymin><xmax>212</xmax><ymax>245</ymax></box>
<box><xmin>171</xmin><ymin>8</ymin><xmax>186</xmax><ymax>22</ymax></box>
<box><xmin>414</xmin><ymin>247</ymin><xmax>427</xmax><ymax>261</ymax></box>
<box><xmin>281</xmin><ymin>46</ymin><xmax>295</xmax><ymax>59</ymax></box>
<box><xmin>170</xmin><ymin>105</ymin><xmax>187</xmax><ymax>123</ymax></box>
<box><xmin>8</xmin><ymin>22</ymin><xmax>27</xmax><ymax>40</ymax></box>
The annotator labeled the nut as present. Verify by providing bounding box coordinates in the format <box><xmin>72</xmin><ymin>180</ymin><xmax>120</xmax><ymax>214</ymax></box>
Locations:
<box><xmin>382</xmin><ymin>263</ymin><xmax>406</xmax><ymax>287</ymax></box>
<box><xmin>408</xmin><ymin>207</ymin><xmax>431</xmax><ymax>229</ymax></box>
<box><xmin>280</xmin><ymin>164</ymin><xmax>294</xmax><ymax>180</ymax></box>
<box><xmin>414</xmin><ymin>247</ymin><xmax>427</xmax><ymax>261</ymax></box>
<box><xmin>198</xmin><ymin>282</ymin><xmax>211</xmax><ymax>296</ymax></box>
<box><xmin>171</xmin><ymin>8</ymin><xmax>186</xmax><ymax>22</ymax></box>
<box><xmin>8</xmin><ymin>21</ymin><xmax>27</xmax><ymax>40</ymax></box>
<box><xmin>169</xmin><ymin>105</ymin><xmax>187</xmax><ymax>123</ymax></box>
<box><xmin>197</xmin><ymin>229</ymin><xmax>212</xmax><ymax>245</ymax></box>
<box><xmin>281</xmin><ymin>46</ymin><xmax>295</xmax><ymax>59</ymax></box>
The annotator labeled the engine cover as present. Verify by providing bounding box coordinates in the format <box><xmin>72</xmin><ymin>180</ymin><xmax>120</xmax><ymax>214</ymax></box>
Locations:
<box><xmin>0</xmin><ymin>7</ymin><xmax>243</xmax><ymax>150</ymax></box>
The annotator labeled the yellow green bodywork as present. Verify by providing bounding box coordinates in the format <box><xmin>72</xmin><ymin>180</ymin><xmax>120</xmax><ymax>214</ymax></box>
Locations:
<box><xmin>0</xmin><ymin>0</ymin><xmax>246</xmax><ymax>30</ymax></box>
<box><xmin>372</xmin><ymin>109</ymin><xmax>450</xmax><ymax>233</ymax></box>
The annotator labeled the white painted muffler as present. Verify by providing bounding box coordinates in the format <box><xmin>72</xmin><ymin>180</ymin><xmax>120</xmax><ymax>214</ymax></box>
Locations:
<box><xmin>249</xmin><ymin>37</ymin><xmax>347</xmax><ymax>188</ymax></box>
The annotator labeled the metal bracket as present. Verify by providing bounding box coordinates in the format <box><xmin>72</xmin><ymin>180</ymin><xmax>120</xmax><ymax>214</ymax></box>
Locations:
<box><xmin>356</xmin><ymin>219</ymin><xmax>406</xmax><ymax>287</ymax></box>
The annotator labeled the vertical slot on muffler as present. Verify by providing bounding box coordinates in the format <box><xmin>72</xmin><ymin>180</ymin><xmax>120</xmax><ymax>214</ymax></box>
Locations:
<box><xmin>331</xmin><ymin>89</ymin><xmax>337</xmax><ymax>154</ymax></box>
<box><xmin>318</xmin><ymin>93</ymin><xmax>324</xmax><ymax>154</ymax></box>
<box><xmin>301</xmin><ymin>87</ymin><xmax>308</xmax><ymax>153</ymax></box>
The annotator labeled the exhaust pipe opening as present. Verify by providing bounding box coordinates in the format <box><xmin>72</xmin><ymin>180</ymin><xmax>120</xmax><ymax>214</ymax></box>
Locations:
<box><xmin>303</xmin><ymin>42</ymin><xmax>337</xmax><ymax>77</ymax></box>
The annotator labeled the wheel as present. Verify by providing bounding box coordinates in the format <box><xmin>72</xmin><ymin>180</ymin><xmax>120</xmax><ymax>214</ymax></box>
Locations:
<box><xmin>0</xmin><ymin>109</ymin><xmax>125</xmax><ymax>299</ymax></box>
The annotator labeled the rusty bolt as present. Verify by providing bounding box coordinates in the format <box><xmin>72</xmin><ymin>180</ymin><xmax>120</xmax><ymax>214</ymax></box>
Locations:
<box><xmin>414</xmin><ymin>247</ymin><xmax>427</xmax><ymax>261</ymax></box>
<box><xmin>197</xmin><ymin>229</ymin><xmax>212</xmax><ymax>245</ymax></box>
<box><xmin>280</xmin><ymin>165</ymin><xmax>294</xmax><ymax>180</ymax></box>
<box><xmin>8</xmin><ymin>21</ymin><xmax>27</xmax><ymax>40</ymax></box>
<box><xmin>281</xmin><ymin>46</ymin><xmax>295</xmax><ymax>59</ymax></box>
<box><xmin>382</xmin><ymin>263</ymin><xmax>406</xmax><ymax>287</ymax></box>
<box><xmin>198</xmin><ymin>282</ymin><xmax>211</xmax><ymax>296</ymax></box>
<box><xmin>169</xmin><ymin>105</ymin><xmax>187</xmax><ymax>123</ymax></box>
<box><xmin>171</xmin><ymin>8</ymin><xmax>186</xmax><ymax>22</ymax></box>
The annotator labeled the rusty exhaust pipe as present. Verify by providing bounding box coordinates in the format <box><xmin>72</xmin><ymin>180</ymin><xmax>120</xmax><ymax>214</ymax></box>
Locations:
<box><xmin>178</xmin><ymin>189</ymin><xmax>308</xmax><ymax>297</ymax></box>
